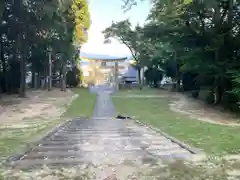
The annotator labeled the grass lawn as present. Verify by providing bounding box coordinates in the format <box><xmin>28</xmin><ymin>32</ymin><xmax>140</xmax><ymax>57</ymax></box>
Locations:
<box><xmin>63</xmin><ymin>88</ymin><xmax>96</xmax><ymax>118</ymax></box>
<box><xmin>113</xmin><ymin>88</ymin><xmax>240</xmax><ymax>155</ymax></box>
<box><xmin>0</xmin><ymin>119</ymin><xmax>65</xmax><ymax>161</ymax></box>
<box><xmin>113</xmin><ymin>88</ymin><xmax>162</xmax><ymax>96</ymax></box>
<box><xmin>0</xmin><ymin>88</ymin><xmax>96</xmax><ymax>161</ymax></box>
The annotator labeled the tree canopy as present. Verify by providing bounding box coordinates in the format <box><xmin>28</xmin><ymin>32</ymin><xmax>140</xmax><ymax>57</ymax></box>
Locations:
<box><xmin>0</xmin><ymin>0</ymin><xmax>90</xmax><ymax>96</ymax></box>
<box><xmin>102</xmin><ymin>20</ymin><xmax>152</xmax><ymax>87</ymax></box>
<box><xmin>116</xmin><ymin>0</ymin><xmax>240</xmax><ymax>109</ymax></box>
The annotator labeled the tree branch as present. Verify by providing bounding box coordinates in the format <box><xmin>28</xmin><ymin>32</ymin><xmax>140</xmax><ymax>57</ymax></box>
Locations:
<box><xmin>198</xmin><ymin>11</ymin><xmax>205</xmax><ymax>36</ymax></box>
<box><xmin>120</xmin><ymin>38</ymin><xmax>137</xmax><ymax>60</ymax></box>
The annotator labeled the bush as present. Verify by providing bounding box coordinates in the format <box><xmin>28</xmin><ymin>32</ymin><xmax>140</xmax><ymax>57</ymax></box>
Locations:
<box><xmin>144</xmin><ymin>67</ymin><xmax>163</xmax><ymax>88</ymax></box>
<box><xmin>191</xmin><ymin>90</ymin><xmax>199</xmax><ymax>98</ymax></box>
<box><xmin>66</xmin><ymin>66</ymin><xmax>81</xmax><ymax>88</ymax></box>
<box><xmin>205</xmin><ymin>91</ymin><xmax>215</xmax><ymax>104</ymax></box>
<box><xmin>66</xmin><ymin>71</ymin><xmax>78</xmax><ymax>87</ymax></box>
<box><xmin>221</xmin><ymin>92</ymin><xmax>239</xmax><ymax>112</ymax></box>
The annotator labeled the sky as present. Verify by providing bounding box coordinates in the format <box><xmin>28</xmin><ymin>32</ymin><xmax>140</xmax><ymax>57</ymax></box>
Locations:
<box><xmin>80</xmin><ymin>0</ymin><xmax>151</xmax><ymax>58</ymax></box>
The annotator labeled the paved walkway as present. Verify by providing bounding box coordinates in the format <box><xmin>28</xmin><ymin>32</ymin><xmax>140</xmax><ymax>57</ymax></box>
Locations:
<box><xmin>7</xmin><ymin>85</ymin><xmax>195</xmax><ymax>178</ymax></box>
<box><xmin>91</xmin><ymin>85</ymin><xmax>116</xmax><ymax>119</ymax></box>
<box><xmin>9</xmin><ymin>119</ymin><xmax>193</xmax><ymax>169</ymax></box>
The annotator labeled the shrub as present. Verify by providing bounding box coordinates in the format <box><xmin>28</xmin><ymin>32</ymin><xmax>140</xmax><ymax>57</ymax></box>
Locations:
<box><xmin>66</xmin><ymin>66</ymin><xmax>81</xmax><ymax>88</ymax></box>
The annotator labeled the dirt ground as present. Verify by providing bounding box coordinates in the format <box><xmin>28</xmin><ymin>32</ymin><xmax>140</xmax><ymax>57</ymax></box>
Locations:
<box><xmin>1</xmin><ymin>89</ymin><xmax>240</xmax><ymax>179</ymax></box>
<box><xmin>0</xmin><ymin>89</ymin><xmax>77</xmax><ymax>128</ymax></box>
<box><xmin>114</xmin><ymin>90</ymin><xmax>240</xmax><ymax>127</ymax></box>
<box><xmin>170</xmin><ymin>93</ymin><xmax>240</xmax><ymax>127</ymax></box>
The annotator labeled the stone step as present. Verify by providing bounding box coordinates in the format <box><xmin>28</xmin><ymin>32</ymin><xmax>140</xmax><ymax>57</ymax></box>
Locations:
<box><xmin>38</xmin><ymin>139</ymin><xmax>171</xmax><ymax>146</ymax></box>
<box><xmin>39</xmin><ymin>141</ymin><xmax>87</xmax><ymax>146</ymax></box>
<box><xmin>33</xmin><ymin>143</ymin><xmax>182</xmax><ymax>152</ymax></box>
<box><xmin>51</xmin><ymin>134</ymin><xmax>159</xmax><ymax>139</ymax></box>
<box><xmin>60</xmin><ymin>128</ymin><xmax>135</xmax><ymax>131</ymax></box>
<box><xmin>55</xmin><ymin>131</ymin><xmax>143</xmax><ymax>135</ymax></box>
<box><xmin>24</xmin><ymin>147</ymin><xmax>188</xmax><ymax>160</ymax></box>
<box><xmin>23</xmin><ymin>151</ymin><xmax>84</xmax><ymax>160</ymax></box>
<box><xmin>64</xmin><ymin>126</ymin><xmax>127</xmax><ymax>129</ymax></box>
<box><xmin>23</xmin><ymin>152</ymin><xmax>191</xmax><ymax>163</ymax></box>
<box><xmin>34</xmin><ymin>145</ymin><xmax>81</xmax><ymax>151</ymax></box>
<box><xmin>11</xmin><ymin>152</ymin><xmax>192</xmax><ymax>170</ymax></box>
<box><xmin>8</xmin><ymin>158</ymin><xmax>89</xmax><ymax>170</ymax></box>
<box><xmin>54</xmin><ymin>131</ymin><xmax>143</xmax><ymax>135</ymax></box>
<box><xmin>48</xmin><ymin>136</ymin><xmax>170</xmax><ymax>142</ymax></box>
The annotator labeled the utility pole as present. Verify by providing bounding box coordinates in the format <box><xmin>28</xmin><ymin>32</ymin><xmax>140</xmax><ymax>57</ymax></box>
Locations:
<box><xmin>48</xmin><ymin>47</ymin><xmax>52</xmax><ymax>91</ymax></box>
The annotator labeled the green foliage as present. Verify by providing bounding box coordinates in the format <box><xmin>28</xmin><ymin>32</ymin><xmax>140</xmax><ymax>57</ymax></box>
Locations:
<box><xmin>72</xmin><ymin>0</ymin><xmax>91</xmax><ymax>43</ymax></box>
<box><xmin>0</xmin><ymin>0</ymin><xmax>90</xmax><ymax>94</ymax></box>
<box><xmin>103</xmin><ymin>20</ymin><xmax>154</xmax><ymax>88</ymax></box>
<box><xmin>144</xmin><ymin>67</ymin><xmax>163</xmax><ymax>88</ymax></box>
<box><xmin>123</xmin><ymin>0</ymin><xmax>240</xmax><ymax>108</ymax></box>
<box><xmin>66</xmin><ymin>66</ymin><xmax>81</xmax><ymax>87</ymax></box>
<box><xmin>103</xmin><ymin>20</ymin><xmax>153</xmax><ymax>68</ymax></box>
<box><xmin>103</xmin><ymin>20</ymin><xmax>138</xmax><ymax>61</ymax></box>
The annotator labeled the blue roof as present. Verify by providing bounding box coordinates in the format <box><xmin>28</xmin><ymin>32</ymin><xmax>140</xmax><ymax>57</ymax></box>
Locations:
<box><xmin>80</xmin><ymin>52</ymin><xmax>130</xmax><ymax>60</ymax></box>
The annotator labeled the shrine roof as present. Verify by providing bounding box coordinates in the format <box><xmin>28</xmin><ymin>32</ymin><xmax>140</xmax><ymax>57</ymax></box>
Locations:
<box><xmin>80</xmin><ymin>52</ymin><xmax>129</xmax><ymax>62</ymax></box>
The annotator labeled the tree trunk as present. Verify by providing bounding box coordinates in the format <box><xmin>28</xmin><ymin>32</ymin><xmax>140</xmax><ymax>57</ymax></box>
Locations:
<box><xmin>48</xmin><ymin>51</ymin><xmax>52</xmax><ymax>91</ymax></box>
<box><xmin>0</xmin><ymin>36</ymin><xmax>7</xmax><ymax>93</ymax></box>
<box><xmin>214</xmin><ymin>85</ymin><xmax>222</xmax><ymax>105</ymax></box>
<box><xmin>31</xmin><ymin>70</ymin><xmax>34</xmax><ymax>88</ymax></box>
<box><xmin>176</xmin><ymin>78</ymin><xmax>181</xmax><ymax>92</ymax></box>
<box><xmin>227</xmin><ymin>0</ymin><xmax>233</xmax><ymax>35</ymax></box>
<box><xmin>19</xmin><ymin>49</ymin><xmax>26</xmax><ymax>97</ymax></box>
<box><xmin>31</xmin><ymin>68</ymin><xmax>37</xmax><ymax>89</ymax></box>
<box><xmin>61</xmin><ymin>63</ymin><xmax>66</xmax><ymax>92</ymax></box>
<box><xmin>173</xmin><ymin>51</ymin><xmax>181</xmax><ymax>92</ymax></box>
<box><xmin>137</xmin><ymin>67</ymin><xmax>142</xmax><ymax>90</ymax></box>
<box><xmin>44</xmin><ymin>66</ymin><xmax>47</xmax><ymax>89</ymax></box>
<box><xmin>34</xmin><ymin>72</ymin><xmax>38</xmax><ymax>89</ymax></box>
<box><xmin>16</xmin><ymin>32</ymin><xmax>26</xmax><ymax>97</ymax></box>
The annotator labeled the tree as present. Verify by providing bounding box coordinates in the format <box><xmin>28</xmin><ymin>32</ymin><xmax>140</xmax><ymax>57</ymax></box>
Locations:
<box><xmin>66</xmin><ymin>66</ymin><xmax>81</xmax><ymax>87</ymax></box>
<box><xmin>144</xmin><ymin>67</ymin><xmax>163</xmax><ymax>88</ymax></box>
<box><xmin>0</xmin><ymin>0</ymin><xmax>90</xmax><ymax>95</ymax></box>
<box><xmin>72</xmin><ymin>0</ymin><xmax>91</xmax><ymax>44</ymax></box>
<box><xmin>102</xmin><ymin>20</ymin><xmax>150</xmax><ymax>89</ymax></box>
<box><xmin>123</xmin><ymin>0</ymin><xmax>240</xmax><ymax>110</ymax></box>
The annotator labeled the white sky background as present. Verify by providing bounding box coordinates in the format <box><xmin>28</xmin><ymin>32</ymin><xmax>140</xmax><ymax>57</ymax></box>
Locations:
<box><xmin>80</xmin><ymin>0</ymin><xmax>151</xmax><ymax>57</ymax></box>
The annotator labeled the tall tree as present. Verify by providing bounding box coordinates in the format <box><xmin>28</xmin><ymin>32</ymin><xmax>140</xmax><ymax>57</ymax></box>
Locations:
<box><xmin>123</xmin><ymin>0</ymin><xmax>240</xmax><ymax>109</ymax></box>
<box><xmin>102</xmin><ymin>20</ymin><xmax>149</xmax><ymax>88</ymax></box>
<box><xmin>0</xmin><ymin>0</ymin><xmax>91</xmax><ymax>95</ymax></box>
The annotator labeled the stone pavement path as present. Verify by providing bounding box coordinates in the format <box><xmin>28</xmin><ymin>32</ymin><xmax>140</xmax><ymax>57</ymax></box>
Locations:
<box><xmin>9</xmin><ymin>119</ymin><xmax>193</xmax><ymax>170</ymax></box>
<box><xmin>6</xmin><ymin>85</ymin><xmax>195</xmax><ymax>174</ymax></box>
<box><xmin>91</xmin><ymin>85</ymin><xmax>116</xmax><ymax>119</ymax></box>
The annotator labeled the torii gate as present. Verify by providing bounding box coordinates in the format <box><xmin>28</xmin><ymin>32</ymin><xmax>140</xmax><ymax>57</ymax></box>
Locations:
<box><xmin>80</xmin><ymin>55</ymin><xmax>127</xmax><ymax>90</ymax></box>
